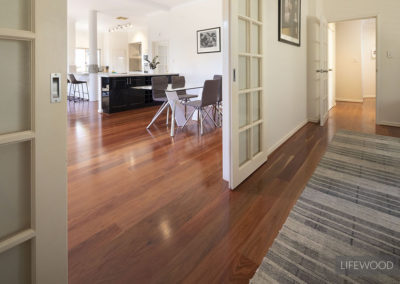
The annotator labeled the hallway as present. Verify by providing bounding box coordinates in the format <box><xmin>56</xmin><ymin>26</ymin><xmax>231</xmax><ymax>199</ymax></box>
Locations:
<box><xmin>68</xmin><ymin>99</ymin><xmax>400</xmax><ymax>283</ymax></box>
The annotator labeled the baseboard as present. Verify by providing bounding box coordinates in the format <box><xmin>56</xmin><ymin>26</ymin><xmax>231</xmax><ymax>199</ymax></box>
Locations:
<box><xmin>308</xmin><ymin>118</ymin><xmax>319</xmax><ymax>123</ymax></box>
<box><xmin>363</xmin><ymin>95</ymin><xmax>376</xmax><ymax>99</ymax></box>
<box><xmin>378</xmin><ymin>121</ymin><xmax>400</xmax><ymax>128</ymax></box>
<box><xmin>336</xmin><ymin>98</ymin><xmax>363</xmax><ymax>103</ymax></box>
<box><xmin>268</xmin><ymin>119</ymin><xmax>308</xmax><ymax>155</ymax></box>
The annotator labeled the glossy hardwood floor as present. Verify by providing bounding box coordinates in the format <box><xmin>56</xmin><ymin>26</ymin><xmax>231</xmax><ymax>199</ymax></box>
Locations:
<box><xmin>68</xmin><ymin>98</ymin><xmax>400</xmax><ymax>284</ymax></box>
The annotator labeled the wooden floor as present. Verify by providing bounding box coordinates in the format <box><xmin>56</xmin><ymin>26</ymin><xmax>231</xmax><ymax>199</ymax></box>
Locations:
<box><xmin>68</xmin><ymin>98</ymin><xmax>400</xmax><ymax>284</ymax></box>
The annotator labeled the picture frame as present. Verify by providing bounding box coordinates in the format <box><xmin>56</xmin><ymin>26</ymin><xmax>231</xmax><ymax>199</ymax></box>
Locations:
<box><xmin>278</xmin><ymin>0</ymin><xmax>301</xmax><ymax>47</ymax></box>
<box><xmin>197</xmin><ymin>27</ymin><xmax>221</xmax><ymax>54</ymax></box>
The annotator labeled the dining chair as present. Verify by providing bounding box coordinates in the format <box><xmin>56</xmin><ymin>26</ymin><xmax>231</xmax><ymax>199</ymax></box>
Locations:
<box><xmin>172</xmin><ymin>75</ymin><xmax>193</xmax><ymax>117</ymax></box>
<box><xmin>171</xmin><ymin>76</ymin><xmax>186</xmax><ymax>96</ymax></box>
<box><xmin>147</xmin><ymin>76</ymin><xmax>170</xmax><ymax>128</ymax></box>
<box><xmin>182</xmin><ymin>79</ymin><xmax>220</xmax><ymax>135</ymax></box>
<box><xmin>68</xmin><ymin>74</ymin><xmax>89</xmax><ymax>102</ymax></box>
<box><xmin>213</xmin><ymin>75</ymin><xmax>222</xmax><ymax>126</ymax></box>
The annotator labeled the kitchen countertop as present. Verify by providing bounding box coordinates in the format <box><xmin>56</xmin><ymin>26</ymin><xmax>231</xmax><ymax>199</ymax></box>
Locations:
<box><xmin>100</xmin><ymin>72</ymin><xmax>179</xmax><ymax>78</ymax></box>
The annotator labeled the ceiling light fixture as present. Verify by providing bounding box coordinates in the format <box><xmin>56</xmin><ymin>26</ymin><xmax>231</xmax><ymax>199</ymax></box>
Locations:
<box><xmin>116</xmin><ymin>16</ymin><xmax>129</xmax><ymax>20</ymax></box>
<box><xmin>108</xmin><ymin>23</ymin><xmax>133</xmax><ymax>33</ymax></box>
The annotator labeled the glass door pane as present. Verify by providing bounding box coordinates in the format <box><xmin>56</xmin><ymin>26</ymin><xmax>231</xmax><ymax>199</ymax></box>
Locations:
<box><xmin>0</xmin><ymin>241</ymin><xmax>31</xmax><ymax>284</ymax></box>
<box><xmin>239</xmin><ymin>130</ymin><xmax>250</xmax><ymax>165</ymax></box>
<box><xmin>0</xmin><ymin>39</ymin><xmax>31</xmax><ymax>135</ymax></box>
<box><xmin>238</xmin><ymin>56</ymin><xmax>249</xmax><ymax>90</ymax></box>
<box><xmin>250</xmin><ymin>0</ymin><xmax>260</xmax><ymax>21</ymax></box>
<box><xmin>0</xmin><ymin>142</ymin><xmax>31</xmax><ymax>240</ymax></box>
<box><xmin>239</xmin><ymin>19</ymin><xmax>249</xmax><ymax>53</ymax></box>
<box><xmin>0</xmin><ymin>0</ymin><xmax>31</xmax><ymax>30</ymax></box>
<box><xmin>239</xmin><ymin>0</ymin><xmax>248</xmax><ymax>17</ymax></box>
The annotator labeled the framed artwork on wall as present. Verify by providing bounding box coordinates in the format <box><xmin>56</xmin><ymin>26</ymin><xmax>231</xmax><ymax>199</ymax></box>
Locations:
<box><xmin>279</xmin><ymin>0</ymin><xmax>301</xmax><ymax>46</ymax></box>
<box><xmin>197</xmin><ymin>27</ymin><xmax>221</xmax><ymax>54</ymax></box>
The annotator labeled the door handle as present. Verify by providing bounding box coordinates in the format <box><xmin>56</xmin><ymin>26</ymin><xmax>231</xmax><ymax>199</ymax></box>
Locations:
<box><xmin>233</xmin><ymin>68</ymin><xmax>236</xmax><ymax>82</ymax></box>
<box><xmin>328</xmin><ymin>69</ymin><xmax>333</xmax><ymax>72</ymax></box>
<box><xmin>316</xmin><ymin>70</ymin><xmax>322</xmax><ymax>73</ymax></box>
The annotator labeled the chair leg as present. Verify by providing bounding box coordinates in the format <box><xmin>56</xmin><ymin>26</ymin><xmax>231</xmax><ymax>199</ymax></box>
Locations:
<box><xmin>204</xmin><ymin>108</ymin><xmax>219</xmax><ymax>128</ymax></box>
<box><xmin>73</xmin><ymin>84</ymin><xmax>77</xmax><ymax>103</ymax></box>
<box><xmin>85</xmin><ymin>82</ymin><xmax>89</xmax><ymax>101</ymax></box>
<box><xmin>166</xmin><ymin>106</ymin><xmax>170</xmax><ymax>125</ymax></box>
<box><xmin>200</xmin><ymin>108</ymin><xmax>204</xmax><ymax>135</ymax></box>
<box><xmin>77</xmin><ymin>84</ymin><xmax>81</xmax><ymax>100</ymax></box>
<box><xmin>80</xmin><ymin>84</ymin><xmax>84</xmax><ymax>100</ymax></box>
<box><xmin>182</xmin><ymin>108</ymin><xmax>196</xmax><ymax>129</ymax></box>
<box><xmin>68</xmin><ymin>83</ymin><xmax>72</xmax><ymax>101</ymax></box>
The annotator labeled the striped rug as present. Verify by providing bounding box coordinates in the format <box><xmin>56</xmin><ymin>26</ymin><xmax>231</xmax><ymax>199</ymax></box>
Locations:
<box><xmin>251</xmin><ymin>130</ymin><xmax>400</xmax><ymax>284</ymax></box>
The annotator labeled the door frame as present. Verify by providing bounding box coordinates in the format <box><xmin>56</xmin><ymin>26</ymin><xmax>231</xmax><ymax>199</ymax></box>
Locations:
<box><xmin>327</xmin><ymin>14</ymin><xmax>380</xmax><ymax>123</ymax></box>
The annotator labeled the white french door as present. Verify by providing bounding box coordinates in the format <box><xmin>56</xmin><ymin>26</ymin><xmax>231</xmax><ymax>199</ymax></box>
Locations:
<box><xmin>228</xmin><ymin>0</ymin><xmax>266</xmax><ymax>189</ymax></box>
<box><xmin>320</xmin><ymin>18</ymin><xmax>329</xmax><ymax>126</ymax></box>
<box><xmin>0</xmin><ymin>0</ymin><xmax>68</xmax><ymax>283</ymax></box>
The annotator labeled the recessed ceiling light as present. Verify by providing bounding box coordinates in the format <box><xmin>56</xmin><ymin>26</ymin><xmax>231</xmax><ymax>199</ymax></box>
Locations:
<box><xmin>116</xmin><ymin>16</ymin><xmax>128</xmax><ymax>20</ymax></box>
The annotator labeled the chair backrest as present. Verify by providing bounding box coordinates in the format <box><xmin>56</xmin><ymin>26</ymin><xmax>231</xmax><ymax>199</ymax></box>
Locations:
<box><xmin>151</xmin><ymin>76</ymin><xmax>168</xmax><ymax>99</ymax></box>
<box><xmin>201</xmin><ymin>79</ymin><xmax>220</xmax><ymax>107</ymax></box>
<box><xmin>213</xmin><ymin>75</ymin><xmax>222</xmax><ymax>102</ymax></box>
<box><xmin>171</xmin><ymin>76</ymin><xmax>186</xmax><ymax>96</ymax></box>
<box><xmin>68</xmin><ymin>74</ymin><xmax>78</xmax><ymax>84</ymax></box>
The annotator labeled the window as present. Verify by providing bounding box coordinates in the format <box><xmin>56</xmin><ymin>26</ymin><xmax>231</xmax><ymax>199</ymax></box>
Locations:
<box><xmin>75</xmin><ymin>48</ymin><xmax>101</xmax><ymax>73</ymax></box>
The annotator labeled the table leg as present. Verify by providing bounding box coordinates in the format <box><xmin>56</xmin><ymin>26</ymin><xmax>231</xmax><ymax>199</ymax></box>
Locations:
<box><xmin>147</xmin><ymin>102</ymin><xmax>169</xmax><ymax>129</ymax></box>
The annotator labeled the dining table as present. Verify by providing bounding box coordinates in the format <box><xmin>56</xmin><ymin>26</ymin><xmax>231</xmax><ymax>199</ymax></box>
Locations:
<box><xmin>132</xmin><ymin>83</ymin><xmax>204</xmax><ymax>136</ymax></box>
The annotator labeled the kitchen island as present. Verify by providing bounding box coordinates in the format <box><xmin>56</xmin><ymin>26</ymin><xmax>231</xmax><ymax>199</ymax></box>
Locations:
<box><xmin>100</xmin><ymin>73</ymin><xmax>179</xmax><ymax>114</ymax></box>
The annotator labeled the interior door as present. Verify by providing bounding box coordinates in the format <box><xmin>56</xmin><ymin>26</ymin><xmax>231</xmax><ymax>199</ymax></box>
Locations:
<box><xmin>0</xmin><ymin>0</ymin><xmax>68</xmax><ymax>283</ymax></box>
<box><xmin>229</xmin><ymin>0</ymin><xmax>265</xmax><ymax>189</ymax></box>
<box><xmin>320</xmin><ymin>18</ymin><xmax>329</xmax><ymax>126</ymax></box>
<box><xmin>307</xmin><ymin>17</ymin><xmax>321</xmax><ymax>123</ymax></box>
<box><xmin>328</xmin><ymin>23</ymin><xmax>336</xmax><ymax>110</ymax></box>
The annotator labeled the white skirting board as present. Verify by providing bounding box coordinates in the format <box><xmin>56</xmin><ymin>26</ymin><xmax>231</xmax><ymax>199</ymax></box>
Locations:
<box><xmin>378</xmin><ymin>121</ymin><xmax>400</xmax><ymax>127</ymax></box>
<box><xmin>267</xmin><ymin>119</ymin><xmax>308</xmax><ymax>155</ymax></box>
<box><xmin>336</xmin><ymin>98</ymin><xmax>363</xmax><ymax>103</ymax></box>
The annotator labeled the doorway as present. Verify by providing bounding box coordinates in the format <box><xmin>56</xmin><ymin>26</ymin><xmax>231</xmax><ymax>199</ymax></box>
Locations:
<box><xmin>327</xmin><ymin>18</ymin><xmax>377</xmax><ymax>119</ymax></box>
<box><xmin>152</xmin><ymin>41</ymin><xmax>169</xmax><ymax>74</ymax></box>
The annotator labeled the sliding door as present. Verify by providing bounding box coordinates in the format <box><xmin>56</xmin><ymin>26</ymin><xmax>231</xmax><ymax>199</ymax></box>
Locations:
<box><xmin>227</xmin><ymin>0</ymin><xmax>266</xmax><ymax>189</ymax></box>
<box><xmin>0</xmin><ymin>0</ymin><xmax>68</xmax><ymax>283</ymax></box>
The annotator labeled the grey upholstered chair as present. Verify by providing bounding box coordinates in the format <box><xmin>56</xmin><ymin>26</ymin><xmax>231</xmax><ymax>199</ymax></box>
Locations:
<box><xmin>68</xmin><ymin>74</ymin><xmax>89</xmax><ymax>102</ymax></box>
<box><xmin>183</xmin><ymin>79</ymin><xmax>220</xmax><ymax>135</ymax></box>
<box><xmin>147</xmin><ymin>76</ymin><xmax>170</xmax><ymax>128</ymax></box>
<box><xmin>171</xmin><ymin>75</ymin><xmax>197</xmax><ymax>117</ymax></box>
<box><xmin>213</xmin><ymin>75</ymin><xmax>223</xmax><ymax>126</ymax></box>
<box><xmin>213</xmin><ymin>75</ymin><xmax>222</xmax><ymax>103</ymax></box>
<box><xmin>171</xmin><ymin>76</ymin><xmax>186</xmax><ymax>96</ymax></box>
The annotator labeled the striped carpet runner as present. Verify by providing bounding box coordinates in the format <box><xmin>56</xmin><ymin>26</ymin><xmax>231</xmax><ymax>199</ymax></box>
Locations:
<box><xmin>251</xmin><ymin>130</ymin><xmax>400</xmax><ymax>284</ymax></box>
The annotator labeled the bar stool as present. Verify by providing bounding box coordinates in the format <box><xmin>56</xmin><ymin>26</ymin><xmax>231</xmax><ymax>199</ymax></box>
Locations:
<box><xmin>68</xmin><ymin>74</ymin><xmax>89</xmax><ymax>102</ymax></box>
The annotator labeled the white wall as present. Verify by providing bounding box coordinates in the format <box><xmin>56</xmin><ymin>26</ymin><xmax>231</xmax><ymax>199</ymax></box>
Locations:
<box><xmin>323</xmin><ymin>0</ymin><xmax>400</xmax><ymax>126</ymax></box>
<box><xmin>361</xmin><ymin>19</ymin><xmax>376</xmax><ymax>98</ymax></box>
<box><xmin>67</xmin><ymin>20</ymin><xmax>76</xmax><ymax>72</ymax></box>
<box><xmin>146</xmin><ymin>0</ymin><xmax>223</xmax><ymax>84</ymax></box>
<box><xmin>335</xmin><ymin>20</ymin><xmax>363</xmax><ymax>102</ymax></box>
<box><xmin>264</xmin><ymin>0</ymin><xmax>314</xmax><ymax>153</ymax></box>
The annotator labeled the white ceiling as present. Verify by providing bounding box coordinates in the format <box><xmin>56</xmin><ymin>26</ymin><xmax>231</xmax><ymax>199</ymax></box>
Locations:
<box><xmin>68</xmin><ymin>0</ymin><xmax>196</xmax><ymax>31</ymax></box>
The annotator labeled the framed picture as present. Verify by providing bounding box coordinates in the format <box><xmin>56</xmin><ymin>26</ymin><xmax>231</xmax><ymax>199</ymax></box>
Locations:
<box><xmin>197</xmin><ymin>27</ymin><xmax>221</xmax><ymax>54</ymax></box>
<box><xmin>278</xmin><ymin>0</ymin><xmax>301</xmax><ymax>46</ymax></box>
